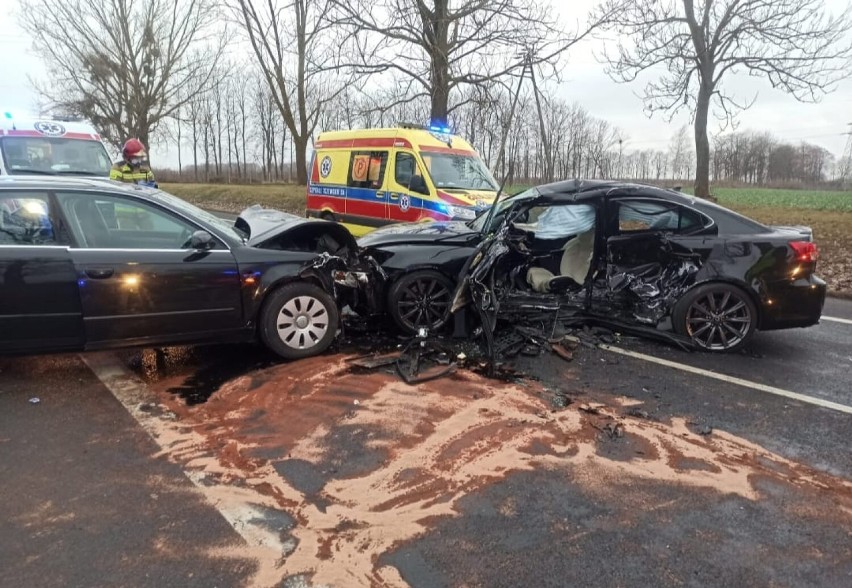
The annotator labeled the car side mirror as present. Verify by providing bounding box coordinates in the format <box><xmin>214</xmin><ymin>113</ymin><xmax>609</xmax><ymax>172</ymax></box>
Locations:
<box><xmin>190</xmin><ymin>230</ymin><xmax>216</xmax><ymax>250</ymax></box>
<box><xmin>409</xmin><ymin>175</ymin><xmax>430</xmax><ymax>195</ymax></box>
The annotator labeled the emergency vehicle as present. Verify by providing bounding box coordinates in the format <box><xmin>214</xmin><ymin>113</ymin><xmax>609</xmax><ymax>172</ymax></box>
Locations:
<box><xmin>306</xmin><ymin>124</ymin><xmax>499</xmax><ymax>236</ymax></box>
<box><xmin>0</xmin><ymin>112</ymin><xmax>112</xmax><ymax>177</ymax></box>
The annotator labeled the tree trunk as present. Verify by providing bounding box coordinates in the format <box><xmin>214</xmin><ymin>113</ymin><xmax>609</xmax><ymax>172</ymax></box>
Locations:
<box><xmin>176</xmin><ymin>115</ymin><xmax>182</xmax><ymax>175</ymax></box>
<box><xmin>429</xmin><ymin>0</ymin><xmax>450</xmax><ymax>125</ymax></box>
<box><xmin>693</xmin><ymin>86</ymin><xmax>712</xmax><ymax>198</ymax></box>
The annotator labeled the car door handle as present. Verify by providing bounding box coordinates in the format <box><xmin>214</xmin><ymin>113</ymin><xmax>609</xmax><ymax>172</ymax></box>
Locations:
<box><xmin>85</xmin><ymin>267</ymin><xmax>114</xmax><ymax>279</ymax></box>
<box><xmin>375</xmin><ymin>192</ymin><xmax>385</xmax><ymax>198</ymax></box>
<box><xmin>389</xmin><ymin>193</ymin><xmax>399</xmax><ymax>200</ymax></box>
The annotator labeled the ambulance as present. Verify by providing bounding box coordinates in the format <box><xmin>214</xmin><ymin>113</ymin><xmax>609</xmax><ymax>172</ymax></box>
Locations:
<box><xmin>306</xmin><ymin>124</ymin><xmax>499</xmax><ymax>236</ymax></box>
<box><xmin>0</xmin><ymin>112</ymin><xmax>112</xmax><ymax>177</ymax></box>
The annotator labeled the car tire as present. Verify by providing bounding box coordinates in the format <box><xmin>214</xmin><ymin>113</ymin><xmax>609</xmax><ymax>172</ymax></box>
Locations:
<box><xmin>320</xmin><ymin>211</ymin><xmax>336</xmax><ymax>221</ymax></box>
<box><xmin>672</xmin><ymin>282</ymin><xmax>757</xmax><ymax>352</ymax></box>
<box><xmin>259</xmin><ymin>282</ymin><xmax>339</xmax><ymax>359</ymax></box>
<box><xmin>388</xmin><ymin>270</ymin><xmax>454</xmax><ymax>335</ymax></box>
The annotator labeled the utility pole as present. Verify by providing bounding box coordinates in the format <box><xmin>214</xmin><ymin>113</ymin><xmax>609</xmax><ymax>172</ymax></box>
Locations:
<box><xmin>494</xmin><ymin>50</ymin><xmax>529</xmax><ymax>183</ymax></box>
<box><xmin>528</xmin><ymin>51</ymin><xmax>553</xmax><ymax>183</ymax></box>
<box><xmin>840</xmin><ymin>122</ymin><xmax>852</xmax><ymax>187</ymax></box>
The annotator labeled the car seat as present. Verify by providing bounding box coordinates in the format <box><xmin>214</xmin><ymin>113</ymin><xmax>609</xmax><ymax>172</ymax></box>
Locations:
<box><xmin>526</xmin><ymin>229</ymin><xmax>596</xmax><ymax>293</ymax></box>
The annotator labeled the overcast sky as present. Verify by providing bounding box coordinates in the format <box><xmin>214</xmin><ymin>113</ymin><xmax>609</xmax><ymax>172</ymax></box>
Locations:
<box><xmin>2</xmin><ymin>0</ymin><xmax>852</xmax><ymax>167</ymax></box>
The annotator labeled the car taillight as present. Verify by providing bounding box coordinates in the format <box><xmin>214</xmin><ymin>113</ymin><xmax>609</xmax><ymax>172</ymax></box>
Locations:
<box><xmin>789</xmin><ymin>240</ymin><xmax>819</xmax><ymax>263</ymax></box>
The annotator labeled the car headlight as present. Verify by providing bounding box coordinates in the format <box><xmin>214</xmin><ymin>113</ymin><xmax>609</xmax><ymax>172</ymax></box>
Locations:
<box><xmin>447</xmin><ymin>205</ymin><xmax>476</xmax><ymax>220</ymax></box>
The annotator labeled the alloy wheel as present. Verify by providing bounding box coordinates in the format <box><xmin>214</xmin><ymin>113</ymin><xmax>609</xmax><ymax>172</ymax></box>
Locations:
<box><xmin>397</xmin><ymin>276</ymin><xmax>451</xmax><ymax>332</ymax></box>
<box><xmin>685</xmin><ymin>290</ymin><xmax>752</xmax><ymax>351</ymax></box>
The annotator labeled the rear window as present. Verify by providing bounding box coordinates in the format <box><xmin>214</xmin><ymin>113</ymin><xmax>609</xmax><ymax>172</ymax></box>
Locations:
<box><xmin>348</xmin><ymin>151</ymin><xmax>388</xmax><ymax>189</ymax></box>
<box><xmin>691</xmin><ymin>201</ymin><xmax>771</xmax><ymax>234</ymax></box>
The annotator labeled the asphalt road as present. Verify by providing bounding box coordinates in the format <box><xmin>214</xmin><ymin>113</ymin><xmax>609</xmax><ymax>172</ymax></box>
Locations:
<box><xmin>0</xmin><ymin>355</ymin><xmax>255</xmax><ymax>588</ymax></box>
<box><xmin>1</xmin><ymin>299</ymin><xmax>850</xmax><ymax>587</ymax></box>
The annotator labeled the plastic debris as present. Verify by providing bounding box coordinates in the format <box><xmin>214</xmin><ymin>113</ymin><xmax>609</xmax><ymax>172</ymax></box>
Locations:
<box><xmin>348</xmin><ymin>352</ymin><xmax>402</xmax><ymax>369</ymax></box>
<box><xmin>28</xmin><ymin>397</ymin><xmax>40</xmax><ymax>404</ymax></box>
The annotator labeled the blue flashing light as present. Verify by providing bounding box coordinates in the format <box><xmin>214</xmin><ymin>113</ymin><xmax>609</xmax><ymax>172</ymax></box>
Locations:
<box><xmin>3</xmin><ymin>112</ymin><xmax>12</xmax><ymax>120</ymax></box>
<box><xmin>429</xmin><ymin>124</ymin><xmax>452</xmax><ymax>134</ymax></box>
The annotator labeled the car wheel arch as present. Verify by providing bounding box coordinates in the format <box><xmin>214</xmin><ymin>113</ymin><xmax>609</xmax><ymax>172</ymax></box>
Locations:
<box><xmin>671</xmin><ymin>280</ymin><xmax>761</xmax><ymax>352</ymax></box>
<box><xmin>256</xmin><ymin>280</ymin><xmax>340</xmax><ymax>359</ymax></box>
<box><xmin>675</xmin><ymin>277</ymin><xmax>764</xmax><ymax>329</ymax></box>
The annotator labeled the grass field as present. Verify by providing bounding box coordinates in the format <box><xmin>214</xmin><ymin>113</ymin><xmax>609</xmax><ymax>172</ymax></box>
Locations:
<box><xmin>692</xmin><ymin>187</ymin><xmax>852</xmax><ymax>212</ymax></box>
<box><xmin>159</xmin><ymin>182</ymin><xmax>852</xmax><ymax>295</ymax></box>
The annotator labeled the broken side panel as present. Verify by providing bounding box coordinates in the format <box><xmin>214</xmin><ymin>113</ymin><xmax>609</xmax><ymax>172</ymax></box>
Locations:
<box><xmin>605</xmin><ymin>233</ymin><xmax>702</xmax><ymax>325</ymax></box>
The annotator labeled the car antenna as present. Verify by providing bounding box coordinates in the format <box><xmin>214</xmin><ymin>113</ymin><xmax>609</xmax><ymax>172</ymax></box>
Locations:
<box><xmin>481</xmin><ymin>49</ymin><xmax>530</xmax><ymax>233</ymax></box>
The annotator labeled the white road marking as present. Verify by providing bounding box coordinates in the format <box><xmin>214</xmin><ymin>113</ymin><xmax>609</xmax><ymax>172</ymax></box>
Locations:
<box><xmin>577</xmin><ymin>341</ymin><xmax>852</xmax><ymax>415</ymax></box>
<box><xmin>80</xmin><ymin>353</ymin><xmax>293</xmax><ymax>560</ymax></box>
<box><xmin>822</xmin><ymin>315</ymin><xmax>852</xmax><ymax>325</ymax></box>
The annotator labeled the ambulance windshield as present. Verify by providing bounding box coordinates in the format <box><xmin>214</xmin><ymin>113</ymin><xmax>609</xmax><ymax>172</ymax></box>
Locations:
<box><xmin>423</xmin><ymin>153</ymin><xmax>498</xmax><ymax>191</ymax></box>
<box><xmin>0</xmin><ymin>136</ymin><xmax>112</xmax><ymax>177</ymax></box>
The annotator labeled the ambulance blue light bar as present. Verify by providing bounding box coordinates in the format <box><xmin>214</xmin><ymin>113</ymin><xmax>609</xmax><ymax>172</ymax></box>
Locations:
<box><xmin>429</xmin><ymin>123</ymin><xmax>452</xmax><ymax>134</ymax></box>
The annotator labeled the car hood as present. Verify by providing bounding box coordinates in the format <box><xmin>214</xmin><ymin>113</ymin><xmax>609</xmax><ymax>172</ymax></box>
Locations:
<box><xmin>357</xmin><ymin>221</ymin><xmax>480</xmax><ymax>247</ymax></box>
<box><xmin>236</xmin><ymin>205</ymin><xmax>357</xmax><ymax>250</ymax></box>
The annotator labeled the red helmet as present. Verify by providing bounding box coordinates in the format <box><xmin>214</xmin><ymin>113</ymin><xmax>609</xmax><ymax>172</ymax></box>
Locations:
<box><xmin>122</xmin><ymin>138</ymin><xmax>147</xmax><ymax>160</ymax></box>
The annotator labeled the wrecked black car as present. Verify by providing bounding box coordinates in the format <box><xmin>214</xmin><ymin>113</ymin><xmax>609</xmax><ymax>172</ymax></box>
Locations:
<box><xmin>0</xmin><ymin>177</ymin><xmax>368</xmax><ymax>359</ymax></box>
<box><xmin>358</xmin><ymin>180</ymin><xmax>826</xmax><ymax>353</ymax></box>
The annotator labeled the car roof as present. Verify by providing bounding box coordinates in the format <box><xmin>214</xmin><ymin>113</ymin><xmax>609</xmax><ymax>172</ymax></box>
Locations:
<box><xmin>315</xmin><ymin>127</ymin><xmax>479</xmax><ymax>154</ymax></box>
<box><xmin>535</xmin><ymin>178</ymin><xmax>697</xmax><ymax>205</ymax></box>
<box><xmin>0</xmin><ymin>175</ymin><xmax>151</xmax><ymax>197</ymax></box>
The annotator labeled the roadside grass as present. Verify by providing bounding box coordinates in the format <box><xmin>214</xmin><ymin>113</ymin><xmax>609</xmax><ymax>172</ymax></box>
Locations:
<box><xmin>159</xmin><ymin>182</ymin><xmax>852</xmax><ymax>296</ymax></box>
<box><xmin>161</xmin><ymin>183</ymin><xmax>306</xmax><ymax>215</ymax></box>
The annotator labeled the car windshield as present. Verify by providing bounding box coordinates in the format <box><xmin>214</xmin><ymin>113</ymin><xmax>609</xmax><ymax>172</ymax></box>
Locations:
<box><xmin>0</xmin><ymin>136</ymin><xmax>112</xmax><ymax>176</ymax></box>
<box><xmin>469</xmin><ymin>187</ymin><xmax>539</xmax><ymax>233</ymax></box>
<box><xmin>151</xmin><ymin>190</ymin><xmax>248</xmax><ymax>242</ymax></box>
<box><xmin>422</xmin><ymin>152</ymin><xmax>499</xmax><ymax>191</ymax></box>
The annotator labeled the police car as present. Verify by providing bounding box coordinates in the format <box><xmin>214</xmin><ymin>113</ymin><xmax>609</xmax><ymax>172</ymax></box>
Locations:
<box><xmin>0</xmin><ymin>112</ymin><xmax>113</xmax><ymax>177</ymax></box>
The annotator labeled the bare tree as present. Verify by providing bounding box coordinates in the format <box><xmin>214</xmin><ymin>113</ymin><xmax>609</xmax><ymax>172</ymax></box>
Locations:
<box><xmin>595</xmin><ymin>0</ymin><xmax>852</xmax><ymax>198</ymax></box>
<box><xmin>332</xmin><ymin>0</ymin><xmax>607</xmax><ymax>125</ymax></box>
<box><xmin>669</xmin><ymin>125</ymin><xmax>694</xmax><ymax>180</ymax></box>
<box><xmin>229</xmin><ymin>0</ymin><xmax>347</xmax><ymax>184</ymax></box>
<box><xmin>20</xmin><ymin>0</ymin><xmax>224</xmax><ymax>151</ymax></box>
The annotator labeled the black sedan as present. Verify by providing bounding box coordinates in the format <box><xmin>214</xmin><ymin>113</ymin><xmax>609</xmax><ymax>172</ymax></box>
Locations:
<box><xmin>358</xmin><ymin>180</ymin><xmax>827</xmax><ymax>352</ymax></box>
<box><xmin>0</xmin><ymin>177</ymin><xmax>365</xmax><ymax>359</ymax></box>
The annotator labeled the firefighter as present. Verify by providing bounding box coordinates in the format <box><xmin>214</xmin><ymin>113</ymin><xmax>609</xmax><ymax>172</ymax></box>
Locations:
<box><xmin>110</xmin><ymin>138</ymin><xmax>157</xmax><ymax>187</ymax></box>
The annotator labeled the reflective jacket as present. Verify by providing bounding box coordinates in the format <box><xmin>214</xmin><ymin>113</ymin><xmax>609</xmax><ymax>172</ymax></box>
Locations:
<box><xmin>110</xmin><ymin>162</ymin><xmax>156</xmax><ymax>186</ymax></box>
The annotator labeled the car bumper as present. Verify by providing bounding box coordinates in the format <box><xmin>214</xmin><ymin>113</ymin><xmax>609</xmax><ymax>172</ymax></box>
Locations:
<box><xmin>759</xmin><ymin>275</ymin><xmax>826</xmax><ymax>330</ymax></box>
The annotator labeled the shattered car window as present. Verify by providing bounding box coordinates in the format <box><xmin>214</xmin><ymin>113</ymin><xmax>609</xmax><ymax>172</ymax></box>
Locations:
<box><xmin>469</xmin><ymin>187</ymin><xmax>539</xmax><ymax>233</ymax></box>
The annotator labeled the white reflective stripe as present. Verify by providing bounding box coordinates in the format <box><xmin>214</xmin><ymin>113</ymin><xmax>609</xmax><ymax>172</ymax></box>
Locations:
<box><xmin>568</xmin><ymin>337</ymin><xmax>852</xmax><ymax>415</ymax></box>
<box><xmin>822</xmin><ymin>316</ymin><xmax>852</xmax><ymax>325</ymax></box>
<box><xmin>66</xmin><ymin>248</ymin><xmax>232</xmax><ymax>253</ymax></box>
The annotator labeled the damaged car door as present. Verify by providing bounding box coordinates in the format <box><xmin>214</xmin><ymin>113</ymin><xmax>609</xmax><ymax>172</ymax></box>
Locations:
<box><xmin>603</xmin><ymin>195</ymin><xmax>715</xmax><ymax>328</ymax></box>
<box><xmin>451</xmin><ymin>197</ymin><xmax>601</xmax><ymax>352</ymax></box>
